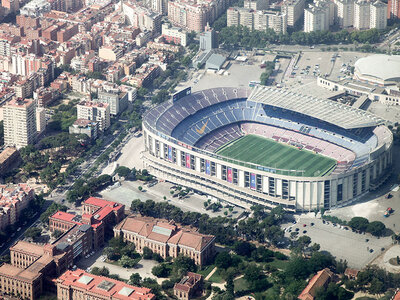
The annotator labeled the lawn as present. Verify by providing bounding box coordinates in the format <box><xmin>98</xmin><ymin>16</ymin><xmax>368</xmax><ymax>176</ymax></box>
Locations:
<box><xmin>208</xmin><ymin>269</ymin><xmax>224</xmax><ymax>283</ymax></box>
<box><xmin>234</xmin><ymin>277</ymin><xmax>249</xmax><ymax>292</ymax></box>
<box><xmin>216</xmin><ymin>134</ymin><xmax>337</xmax><ymax>177</ymax></box>
<box><xmin>266</xmin><ymin>258</ymin><xmax>290</xmax><ymax>270</ymax></box>
<box><xmin>197</xmin><ymin>265</ymin><xmax>216</xmax><ymax>278</ymax></box>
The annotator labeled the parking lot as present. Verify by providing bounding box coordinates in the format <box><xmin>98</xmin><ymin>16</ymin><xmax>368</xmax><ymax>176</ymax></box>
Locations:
<box><xmin>101</xmin><ymin>180</ymin><xmax>246</xmax><ymax>219</ymax></box>
<box><xmin>283</xmin><ymin>216</ymin><xmax>392</xmax><ymax>269</ymax></box>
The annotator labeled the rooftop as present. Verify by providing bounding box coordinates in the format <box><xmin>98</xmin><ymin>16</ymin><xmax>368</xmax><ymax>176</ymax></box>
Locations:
<box><xmin>354</xmin><ymin>54</ymin><xmax>400</xmax><ymax>82</ymax></box>
<box><xmin>57</xmin><ymin>269</ymin><xmax>155</xmax><ymax>299</ymax></box>
<box><xmin>10</xmin><ymin>240</ymin><xmax>44</xmax><ymax>257</ymax></box>
<box><xmin>117</xmin><ymin>216</ymin><xmax>214</xmax><ymax>251</ymax></box>
<box><xmin>248</xmin><ymin>86</ymin><xmax>384</xmax><ymax>129</ymax></box>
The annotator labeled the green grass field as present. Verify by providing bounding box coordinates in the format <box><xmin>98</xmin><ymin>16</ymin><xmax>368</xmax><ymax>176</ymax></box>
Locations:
<box><xmin>216</xmin><ymin>134</ymin><xmax>337</xmax><ymax>177</ymax></box>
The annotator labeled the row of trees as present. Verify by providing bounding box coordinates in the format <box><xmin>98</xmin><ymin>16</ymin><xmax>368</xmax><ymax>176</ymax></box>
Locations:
<box><xmin>130</xmin><ymin>200</ymin><xmax>286</xmax><ymax>246</ymax></box>
<box><xmin>347</xmin><ymin>217</ymin><xmax>387</xmax><ymax>236</ymax></box>
<box><xmin>66</xmin><ymin>174</ymin><xmax>113</xmax><ymax>204</ymax></box>
<box><xmin>218</xmin><ymin>25</ymin><xmax>383</xmax><ymax>48</ymax></box>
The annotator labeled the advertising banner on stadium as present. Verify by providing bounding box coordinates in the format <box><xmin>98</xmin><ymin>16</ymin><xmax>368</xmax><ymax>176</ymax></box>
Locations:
<box><xmin>205</xmin><ymin>160</ymin><xmax>211</xmax><ymax>175</ymax></box>
<box><xmin>168</xmin><ymin>146</ymin><xmax>172</xmax><ymax>161</ymax></box>
<box><xmin>227</xmin><ymin>167</ymin><xmax>233</xmax><ymax>183</ymax></box>
<box><xmin>250</xmin><ymin>173</ymin><xmax>256</xmax><ymax>190</ymax></box>
<box><xmin>186</xmin><ymin>154</ymin><xmax>191</xmax><ymax>168</ymax></box>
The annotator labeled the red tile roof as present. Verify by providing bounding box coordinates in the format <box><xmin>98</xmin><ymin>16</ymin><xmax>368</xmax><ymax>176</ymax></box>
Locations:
<box><xmin>57</xmin><ymin>269</ymin><xmax>155</xmax><ymax>300</ymax></box>
<box><xmin>298</xmin><ymin>268</ymin><xmax>333</xmax><ymax>300</ymax></box>
<box><xmin>117</xmin><ymin>216</ymin><xmax>214</xmax><ymax>251</ymax></box>
<box><xmin>85</xmin><ymin>197</ymin><xmax>123</xmax><ymax>211</ymax></box>
<box><xmin>50</xmin><ymin>211</ymin><xmax>77</xmax><ymax>223</ymax></box>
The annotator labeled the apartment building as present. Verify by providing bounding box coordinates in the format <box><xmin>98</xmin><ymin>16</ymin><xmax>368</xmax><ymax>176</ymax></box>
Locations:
<box><xmin>77</xmin><ymin>101</ymin><xmax>110</xmax><ymax>131</ymax></box>
<box><xmin>0</xmin><ymin>147</ymin><xmax>19</xmax><ymax>175</ymax></box>
<box><xmin>244</xmin><ymin>0</ymin><xmax>269</xmax><ymax>10</ymax></box>
<box><xmin>69</xmin><ymin>119</ymin><xmax>99</xmax><ymax>140</ymax></box>
<box><xmin>4</xmin><ymin>98</ymin><xmax>36</xmax><ymax>148</ymax></box>
<box><xmin>168</xmin><ymin>1</ymin><xmax>209</xmax><ymax>32</ymax></box>
<box><xmin>304</xmin><ymin>0</ymin><xmax>334</xmax><ymax>32</ymax></box>
<box><xmin>96</xmin><ymin>89</ymin><xmax>128</xmax><ymax>116</ymax></box>
<box><xmin>162</xmin><ymin>23</ymin><xmax>188</xmax><ymax>46</ymax></box>
<box><xmin>114</xmin><ymin>216</ymin><xmax>215</xmax><ymax>265</ymax></box>
<box><xmin>99</xmin><ymin>46</ymin><xmax>124</xmax><ymax>62</ymax></box>
<box><xmin>370</xmin><ymin>0</ymin><xmax>387</xmax><ymax>29</ymax></box>
<box><xmin>335</xmin><ymin>0</ymin><xmax>354</xmax><ymax>28</ymax></box>
<box><xmin>388</xmin><ymin>0</ymin><xmax>400</xmax><ymax>19</ymax></box>
<box><xmin>0</xmin><ymin>184</ymin><xmax>33</xmax><ymax>231</ymax></box>
<box><xmin>354</xmin><ymin>0</ymin><xmax>370</xmax><ymax>29</ymax></box>
<box><xmin>227</xmin><ymin>7</ymin><xmax>287</xmax><ymax>33</ymax></box>
<box><xmin>122</xmin><ymin>1</ymin><xmax>162</xmax><ymax>33</ymax></box>
<box><xmin>56</xmin><ymin>269</ymin><xmax>155</xmax><ymax>300</ymax></box>
<box><xmin>281</xmin><ymin>0</ymin><xmax>305</xmax><ymax>26</ymax></box>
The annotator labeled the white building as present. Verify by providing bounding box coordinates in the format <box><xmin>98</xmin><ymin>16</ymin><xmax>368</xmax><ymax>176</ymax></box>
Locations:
<box><xmin>35</xmin><ymin>106</ymin><xmax>46</xmax><ymax>135</ymax></box>
<box><xmin>20</xmin><ymin>0</ymin><xmax>51</xmax><ymax>17</ymax></box>
<box><xmin>335</xmin><ymin>0</ymin><xmax>354</xmax><ymax>28</ymax></box>
<box><xmin>370</xmin><ymin>0</ymin><xmax>387</xmax><ymax>29</ymax></box>
<box><xmin>281</xmin><ymin>0</ymin><xmax>305</xmax><ymax>27</ymax></box>
<box><xmin>227</xmin><ymin>7</ymin><xmax>287</xmax><ymax>33</ymax></box>
<box><xmin>354</xmin><ymin>0</ymin><xmax>370</xmax><ymax>29</ymax></box>
<box><xmin>161</xmin><ymin>23</ymin><xmax>188</xmax><ymax>46</ymax></box>
<box><xmin>77</xmin><ymin>101</ymin><xmax>110</xmax><ymax>131</ymax></box>
<box><xmin>4</xmin><ymin>98</ymin><xmax>36</xmax><ymax>148</ymax></box>
<box><xmin>244</xmin><ymin>0</ymin><xmax>269</xmax><ymax>10</ymax></box>
<box><xmin>304</xmin><ymin>0</ymin><xmax>332</xmax><ymax>32</ymax></box>
<box><xmin>122</xmin><ymin>1</ymin><xmax>162</xmax><ymax>34</ymax></box>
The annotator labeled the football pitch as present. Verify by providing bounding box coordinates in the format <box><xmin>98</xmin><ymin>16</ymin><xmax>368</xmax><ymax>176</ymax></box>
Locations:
<box><xmin>216</xmin><ymin>134</ymin><xmax>337</xmax><ymax>177</ymax></box>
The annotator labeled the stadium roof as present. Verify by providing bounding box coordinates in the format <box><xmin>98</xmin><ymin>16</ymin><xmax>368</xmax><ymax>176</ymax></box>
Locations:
<box><xmin>354</xmin><ymin>54</ymin><xmax>400</xmax><ymax>82</ymax></box>
<box><xmin>248</xmin><ymin>86</ymin><xmax>384</xmax><ymax>129</ymax></box>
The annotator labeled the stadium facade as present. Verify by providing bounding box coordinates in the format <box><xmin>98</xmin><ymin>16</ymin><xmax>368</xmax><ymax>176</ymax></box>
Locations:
<box><xmin>142</xmin><ymin>87</ymin><xmax>393</xmax><ymax>212</ymax></box>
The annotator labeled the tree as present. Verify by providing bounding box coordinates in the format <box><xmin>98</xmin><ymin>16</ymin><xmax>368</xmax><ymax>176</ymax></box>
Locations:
<box><xmin>348</xmin><ymin>217</ymin><xmax>369</xmax><ymax>232</ymax></box>
<box><xmin>234</xmin><ymin>241</ymin><xmax>255</xmax><ymax>257</ymax></box>
<box><xmin>368</xmin><ymin>278</ymin><xmax>385</xmax><ymax>295</ymax></box>
<box><xmin>120</xmin><ymin>255</ymin><xmax>137</xmax><ymax>268</ymax></box>
<box><xmin>115</xmin><ymin>166</ymin><xmax>131</xmax><ymax>178</ymax></box>
<box><xmin>215</xmin><ymin>252</ymin><xmax>232</xmax><ymax>269</ymax></box>
<box><xmin>25</xmin><ymin>228</ymin><xmax>42</xmax><ymax>240</ymax></box>
<box><xmin>152</xmin><ymin>264</ymin><xmax>171</xmax><ymax>277</ymax></box>
<box><xmin>366</xmin><ymin>221</ymin><xmax>386</xmax><ymax>237</ymax></box>
<box><xmin>225</xmin><ymin>272</ymin><xmax>235</xmax><ymax>298</ymax></box>
<box><xmin>142</xmin><ymin>247</ymin><xmax>153</xmax><ymax>259</ymax></box>
<box><xmin>173</xmin><ymin>255</ymin><xmax>196</xmax><ymax>274</ymax></box>
<box><xmin>130</xmin><ymin>273</ymin><xmax>142</xmax><ymax>286</ymax></box>
<box><xmin>138</xmin><ymin>186</ymin><xmax>143</xmax><ymax>192</ymax></box>
<box><xmin>244</xmin><ymin>264</ymin><xmax>269</xmax><ymax>292</ymax></box>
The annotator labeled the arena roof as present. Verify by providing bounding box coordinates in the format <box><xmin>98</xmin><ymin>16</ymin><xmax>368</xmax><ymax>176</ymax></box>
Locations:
<box><xmin>354</xmin><ymin>54</ymin><xmax>400</xmax><ymax>82</ymax></box>
<box><xmin>248</xmin><ymin>86</ymin><xmax>384</xmax><ymax>129</ymax></box>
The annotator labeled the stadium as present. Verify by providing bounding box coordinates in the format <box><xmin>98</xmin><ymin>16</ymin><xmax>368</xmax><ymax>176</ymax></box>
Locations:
<box><xmin>142</xmin><ymin>86</ymin><xmax>393</xmax><ymax>212</ymax></box>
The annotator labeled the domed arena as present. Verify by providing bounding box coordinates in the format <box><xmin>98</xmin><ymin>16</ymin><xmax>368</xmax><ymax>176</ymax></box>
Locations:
<box><xmin>142</xmin><ymin>86</ymin><xmax>393</xmax><ymax>211</ymax></box>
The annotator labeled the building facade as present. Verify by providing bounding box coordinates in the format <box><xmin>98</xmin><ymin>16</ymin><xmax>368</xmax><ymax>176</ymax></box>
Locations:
<box><xmin>0</xmin><ymin>183</ymin><xmax>34</xmax><ymax>231</ymax></box>
<box><xmin>388</xmin><ymin>0</ymin><xmax>400</xmax><ymax>19</ymax></box>
<box><xmin>162</xmin><ymin>23</ymin><xmax>188</xmax><ymax>46</ymax></box>
<box><xmin>4</xmin><ymin>98</ymin><xmax>37</xmax><ymax>148</ymax></box>
<box><xmin>114</xmin><ymin>216</ymin><xmax>215</xmax><ymax>265</ymax></box>
<box><xmin>227</xmin><ymin>7</ymin><xmax>287</xmax><ymax>33</ymax></box>
<box><xmin>370</xmin><ymin>1</ymin><xmax>387</xmax><ymax>29</ymax></box>
<box><xmin>77</xmin><ymin>101</ymin><xmax>110</xmax><ymax>131</ymax></box>
<box><xmin>281</xmin><ymin>0</ymin><xmax>305</xmax><ymax>26</ymax></box>
<box><xmin>354</xmin><ymin>0</ymin><xmax>370</xmax><ymax>29</ymax></box>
